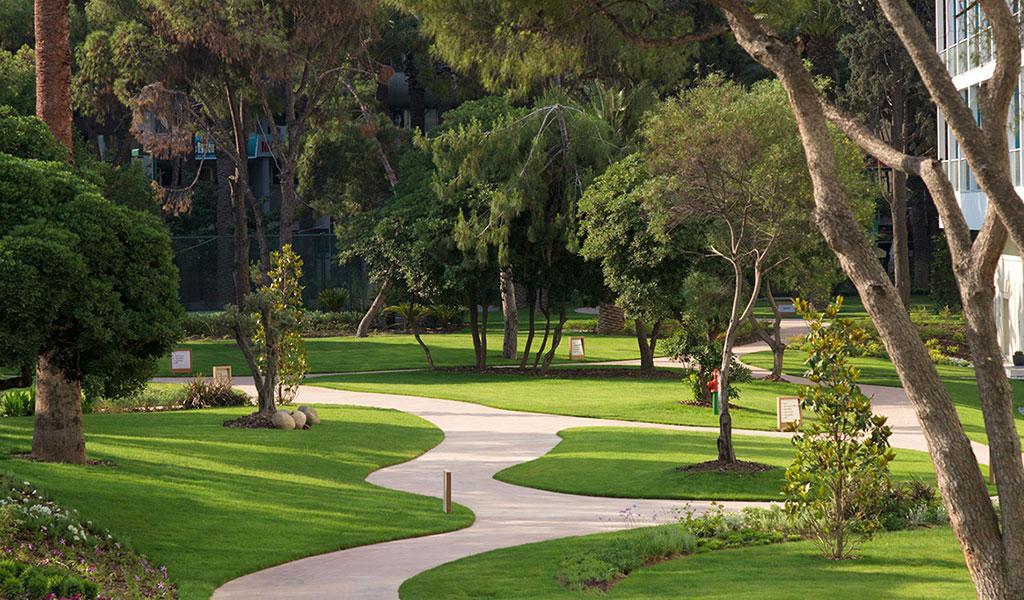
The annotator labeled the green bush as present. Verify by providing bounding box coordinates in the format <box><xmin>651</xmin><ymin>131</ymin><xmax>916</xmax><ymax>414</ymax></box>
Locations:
<box><xmin>180</xmin><ymin>376</ymin><xmax>251</xmax><ymax>410</ymax></box>
<box><xmin>182</xmin><ymin>310</ymin><xmax>364</xmax><ymax>338</ymax></box>
<box><xmin>0</xmin><ymin>385</ymin><xmax>33</xmax><ymax>417</ymax></box>
<box><xmin>318</xmin><ymin>287</ymin><xmax>349</xmax><ymax>312</ymax></box>
<box><xmin>91</xmin><ymin>385</ymin><xmax>184</xmax><ymax>413</ymax></box>
<box><xmin>557</xmin><ymin>525</ymin><xmax>696</xmax><ymax>590</ymax></box>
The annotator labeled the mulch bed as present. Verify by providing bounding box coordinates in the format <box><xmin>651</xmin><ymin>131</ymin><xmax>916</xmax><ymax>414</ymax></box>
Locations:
<box><xmin>675</xmin><ymin>459</ymin><xmax>775</xmax><ymax>475</ymax></box>
<box><xmin>440</xmin><ymin>366</ymin><xmax>680</xmax><ymax>380</ymax></box>
<box><xmin>676</xmin><ymin>400</ymin><xmax>742</xmax><ymax>410</ymax></box>
<box><xmin>222</xmin><ymin>412</ymin><xmax>274</xmax><ymax>429</ymax></box>
<box><xmin>10</xmin><ymin>453</ymin><xmax>117</xmax><ymax>467</ymax></box>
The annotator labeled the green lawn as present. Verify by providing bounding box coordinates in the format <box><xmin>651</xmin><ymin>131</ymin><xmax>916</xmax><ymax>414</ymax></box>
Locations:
<box><xmin>751</xmin><ymin>294</ymin><xmax>936</xmax><ymax>321</ymax></box>
<box><xmin>158</xmin><ymin>330</ymin><xmax>646</xmax><ymax>377</ymax></box>
<box><xmin>0</xmin><ymin>406</ymin><xmax>473</xmax><ymax>600</ymax></box>
<box><xmin>311</xmin><ymin>370</ymin><xmax>804</xmax><ymax>431</ymax></box>
<box><xmin>496</xmin><ymin>427</ymin><xmax>992</xmax><ymax>501</ymax></box>
<box><xmin>400</xmin><ymin>526</ymin><xmax>973</xmax><ymax>600</ymax></box>
<box><xmin>743</xmin><ymin>350</ymin><xmax>1024</xmax><ymax>446</ymax></box>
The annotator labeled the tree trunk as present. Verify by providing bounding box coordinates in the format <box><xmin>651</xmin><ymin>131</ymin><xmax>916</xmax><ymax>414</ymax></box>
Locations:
<box><xmin>34</xmin><ymin>0</ymin><xmax>73</xmax><ymax>157</ymax></box>
<box><xmin>356</xmin><ymin>279</ymin><xmax>390</xmax><ymax>338</ymax></box>
<box><xmin>891</xmin><ymin>87</ymin><xmax>911</xmax><ymax>309</ymax></box>
<box><xmin>597</xmin><ymin>302</ymin><xmax>624</xmax><ymax>334</ymax></box>
<box><xmin>636</xmin><ymin>320</ymin><xmax>662</xmax><ymax>375</ymax></box>
<box><xmin>279</xmin><ymin>170</ymin><xmax>296</xmax><ymax>248</ymax></box>
<box><xmin>748</xmin><ymin>281</ymin><xmax>786</xmax><ymax>381</ymax></box>
<box><xmin>500</xmin><ymin>267</ymin><xmax>518</xmax><ymax>359</ymax></box>
<box><xmin>467</xmin><ymin>291</ymin><xmax>487</xmax><ymax>370</ymax></box>
<box><xmin>216</xmin><ymin>152</ymin><xmax>236</xmax><ymax>308</ymax></box>
<box><xmin>911</xmin><ymin>185</ymin><xmax>932</xmax><ymax>291</ymax></box>
<box><xmin>414</xmin><ymin>332</ymin><xmax>435</xmax><ymax>370</ymax></box>
<box><xmin>406</xmin><ymin>53</ymin><xmax>426</xmax><ymax>132</ymax></box>
<box><xmin>541</xmin><ymin>294</ymin><xmax>568</xmax><ymax>374</ymax></box>
<box><xmin>33</xmin><ymin>0</ymin><xmax>82</xmax><ymax>464</ymax></box>
<box><xmin>32</xmin><ymin>351</ymin><xmax>85</xmax><ymax>464</ymax></box>
<box><xmin>519</xmin><ymin>284</ymin><xmax>537</xmax><ymax>369</ymax></box>
<box><xmin>716</xmin><ymin>7</ymin><xmax>1019</xmax><ymax>596</ymax></box>
<box><xmin>533</xmin><ymin>293</ymin><xmax>552</xmax><ymax>370</ymax></box>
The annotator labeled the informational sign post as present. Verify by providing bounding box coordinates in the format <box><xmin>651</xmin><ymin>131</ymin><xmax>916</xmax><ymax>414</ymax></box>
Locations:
<box><xmin>212</xmin><ymin>366</ymin><xmax>232</xmax><ymax>386</ymax></box>
<box><xmin>169</xmin><ymin>349</ymin><xmax>193</xmax><ymax>374</ymax></box>
<box><xmin>777</xmin><ymin>396</ymin><xmax>803</xmax><ymax>431</ymax></box>
<box><xmin>777</xmin><ymin>299</ymin><xmax>796</xmax><ymax>315</ymax></box>
<box><xmin>568</xmin><ymin>336</ymin><xmax>586</xmax><ymax>360</ymax></box>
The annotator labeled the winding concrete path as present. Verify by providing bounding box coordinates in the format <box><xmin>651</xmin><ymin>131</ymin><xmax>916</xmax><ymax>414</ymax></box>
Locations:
<box><xmin>207</xmin><ymin>318</ymin><xmax>966</xmax><ymax>599</ymax></box>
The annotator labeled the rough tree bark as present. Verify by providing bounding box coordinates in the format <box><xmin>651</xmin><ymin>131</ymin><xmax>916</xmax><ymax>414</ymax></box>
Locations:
<box><xmin>748</xmin><ymin>281</ymin><xmax>786</xmax><ymax>381</ymax></box>
<box><xmin>597</xmin><ymin>302</ymin><xmax>625</xmax><ymax>334</ymax></box>
<box><xmin>500</xmin><ymin>267</ymin><xmax>518</xmax><ymax>359</ymax></box>
<box><xmin>32</xmin><ymin>351</ymin><xmax>85</xmax><ymax>464</ymax></box>
<box><xmin>635</xmin><ymin>320</ymin><xmax>662</xmax><ymax>375</ymax></box>
<box><xmin>706</xmin><ymin>1</ymin><xmax>1024</xmax><ymax>595</ymax></box>
<box><xmin>32</xmin><ymin>0</ymin><xmax>84</xmax><ymax>464</ymax></box>
<box><xmin>356</xmin><ymin>279</ymin><xmax>391</xmax><ymax>338</ymax></box>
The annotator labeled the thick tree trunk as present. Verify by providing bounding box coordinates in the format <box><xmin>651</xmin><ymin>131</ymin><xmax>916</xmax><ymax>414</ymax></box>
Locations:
<box><xmin>597</xmin><ymin>302</ymin><xmax>625</xmax><ymax>335</ymax></box>
<box><xmin>32</xmin><ymin>351</ymin><xmax>85</xmax><ymax>464</ymax></box>
<box><xmin>636</xmin><ymin>320</ymin><xmax>662</xmax><ymax>375</ymax></box>
<box><xmin>34</xmin><ymin>0</ymin><xmax>73</xmax><ymax>157</ymax></box>
<box><xmin>33</xmin><ymin>0</ymin><xmax>82</xmax><ymax>464</ymax></box>
<box><xmin>715</xmin><ymin>6</ymin><xmax>1019</xmax><ymax>596</ymax></box>
<box><xmin>356</xmin><ymin>279</ymin><xmax>390</xmax><ymax>338</ymax></box>
<box><xmin>500</xmin><ymin>267</ymin><xmax>518</xmax><ymax>359</ymax></box>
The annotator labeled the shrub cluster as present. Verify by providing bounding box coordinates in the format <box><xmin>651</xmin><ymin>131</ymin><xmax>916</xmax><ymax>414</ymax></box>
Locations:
<box><xmin>179</xmin><ymin>377</ymin><xmax>251</xmax><ymax>410</ymax></box>
<box><xmin>181</xmin><ymin>310</ymin><xmax>366</xmax><ymax>339</ymax></box>
<box><xmin>0</xmin><ymin>387</ymin><xmax>33</xmax><ymax>418</ymax></box>
<box><xmin>0</xmin><ymin>559</ymin><xmax>98</xmax><ymax>600</ymax></box>
<box><xmin>0</xmin><ymin>477</ymin><xmax>176</xmax><ymax>599</ymax></box>
<box><xmin>558</xmin><ymin>524</ymin><xmax>696</xmax><ymax>592</ymax></box>
<box><xmin>876</xmin><ymin>479</ymin><xmax>949</xmax><ymax>531</ymax></box>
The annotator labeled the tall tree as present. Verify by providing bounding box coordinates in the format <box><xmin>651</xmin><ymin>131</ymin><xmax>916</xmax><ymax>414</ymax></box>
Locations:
<box><xmin>837</xmin><ymin>0</ymin><xmax>935</xmax><ymax>304</ymax></box>
<box><xmin>398</xmin><ymin>2</ymin><xmax>1024</xmax><ymax>595</ymax></box>
<box><xmin>34</xmin><ymin>0</ymin><xmax>72</xmax><ymax>155</ymax></box>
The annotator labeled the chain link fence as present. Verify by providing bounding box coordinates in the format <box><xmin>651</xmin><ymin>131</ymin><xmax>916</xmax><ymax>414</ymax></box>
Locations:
<box><xmin>171</xmin><ymin>232</ymin><xmax>367</xmax><ymax>312</ymax></box>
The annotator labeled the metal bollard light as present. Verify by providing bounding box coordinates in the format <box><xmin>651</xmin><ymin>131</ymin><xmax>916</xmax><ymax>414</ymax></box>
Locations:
<box><xmin>443</xmin><ymin>470</ymin><xmax>452</xmax><ymax>514</ymax></box>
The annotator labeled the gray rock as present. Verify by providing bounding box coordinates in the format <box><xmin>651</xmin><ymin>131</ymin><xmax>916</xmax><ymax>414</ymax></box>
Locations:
<box><xmin>271</xmin><ymin>410</ymin><xmax>295</xmax><ymax>430</ymax></box>
<box><xmin>298</xmin><ymin>405</ymin><xmax>320</xmax><ymax>425</ymax></box>
<box><xmin>290</xmin><ymin>409</ymin><xmax>307</xmax><ymax>429</ymax></box>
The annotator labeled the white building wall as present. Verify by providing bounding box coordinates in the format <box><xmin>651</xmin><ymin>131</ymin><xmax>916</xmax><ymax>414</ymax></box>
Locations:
<box><xmin>938</xmin><ymin>0</ymin><xmax>1024</xmax><ymax>359</ymax></box>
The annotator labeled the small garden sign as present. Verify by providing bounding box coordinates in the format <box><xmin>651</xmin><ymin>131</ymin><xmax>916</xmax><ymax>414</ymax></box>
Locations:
<box><xmin>212</xmin><ymin>366</ymin><xmax>232</xmax><ymax>386</ymax></box>
<box><xmin>170</xmin><ymin>349</ymin><xmax>193</xmax><ymax>374</ymax></box>
<box><xmin>568</xmin><ymin>337</ymin><xmax>585</xmax><ymax>360</ymax></box>
<box><xmin>777</xmin><ymin>396</ymin><xmax>802</xmax><ymax>431</ymax></box>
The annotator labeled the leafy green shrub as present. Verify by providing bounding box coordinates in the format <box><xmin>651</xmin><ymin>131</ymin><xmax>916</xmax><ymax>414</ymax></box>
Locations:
<box><xmin>930</xmin><ymin>234</ymin><xmax>961</xmax><ymax>310</ymax></box>
<box><xmin>557</xmin><ymin>524</ymin><xmax>696</xmax><ymax>591</ymax></box>
<box><xmin>784</xmin><ymin>298</ymin><xmax>895</xmax><ymax>560</ymax></box>
<box><xmin>668</xmin><ymin>327</ymin><xmax>750</xmax><ymax>406</ymax></box>
<box><xmin>424</xmin><ymin>305</ymin><xmax>466</xmax><ymax>330</ymax></box>
<box><xmin>0</xmin><ymin>385</ymin><xmax>33</xmax><ymax>417</ymax></box>
<box><xmin>180</xmin><ymin>376</ymin><xmax>250</xmax><ymax>410</ymax></box>
<box><xmin>181</xmin><ymin>311</ymin><xmax>243</xmax><ymax>339</ymax></box>
<box><xmin>2</xmin><ymin>574</ymin><xmax>23</xmax><ymax>598</ymax></box>
<box><xmin>876</xmin><ymin>479</ymin><xmax>949</xmax><ymax>531</ymax></box>
<box><xmin>91</xmin><ymin>385</ymin><xmax>185</xmax><ymax>413</ymax></box>
<box><xmin>318</xmin><ymin>287</ymin><xmax>349</xmax><ymax>312</ymax></box>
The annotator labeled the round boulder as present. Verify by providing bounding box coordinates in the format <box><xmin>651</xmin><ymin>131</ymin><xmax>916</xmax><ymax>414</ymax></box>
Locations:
<box><xmin>298</xmin><ymin>405</ymin><xmax>320</xmax><ymax>425</ymax></box>
<box><xmin>290</xmin><ymin>409</ymin><xmax>307</xmax><ymax>429</ymax></box>
<box><xmin>271</xmin><ymin>410</ymin><xmax>296</xmax><ymax>430</ymax></box>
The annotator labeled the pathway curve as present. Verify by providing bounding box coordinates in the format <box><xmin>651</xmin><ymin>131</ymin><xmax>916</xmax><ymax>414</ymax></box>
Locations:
<box><xmin>209</xmin><ymin>318</ymin><xmax>974</xmax><ymax>599</ymax></box>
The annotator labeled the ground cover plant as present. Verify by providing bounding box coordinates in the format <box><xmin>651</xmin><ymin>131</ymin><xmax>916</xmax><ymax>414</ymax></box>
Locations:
<box><xmin>400</xmin><ymin>508</ymin><xmax>962</xmax><ymax>599</ymax></box>
<box><xmin>741</xmin><ymin>351</ymin><xmax>1024</xmax><ymax>446</ymax></box>
<box><xmin>494</xmin><ymin>427</ymin><xmax>989</xmax><ymax>500</ymax></box>
<box><xmin>0</xmin><ymin>405</ymin><xmax>473</xmax><ymax>600</ymax></box>
<box><xmin>311</xmin><ymin>371</ymin><xmax>806</xmax><ymax>430</ymax></box>
<box><xmin>0</xmin><ymin>476</ymin><xmax>174</xmax><ymax>599</ymax></box>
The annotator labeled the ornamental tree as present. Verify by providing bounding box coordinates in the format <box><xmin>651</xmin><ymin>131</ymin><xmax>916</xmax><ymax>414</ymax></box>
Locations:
<box><xmin>0</xmin><ymin>110</ymin><xmax>181</xmax><ymax>463</ymax></box>
<box><xmin>784</xmin><ymin>298</ymin><xmax>895</xmax><ymax>559</ymax></box>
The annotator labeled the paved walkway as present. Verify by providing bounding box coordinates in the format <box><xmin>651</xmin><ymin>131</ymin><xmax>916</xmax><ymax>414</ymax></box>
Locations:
<box><xmin>209</xmin><ymin>319</ymin><xmax>975</xmax><ymax>599</ymax></box>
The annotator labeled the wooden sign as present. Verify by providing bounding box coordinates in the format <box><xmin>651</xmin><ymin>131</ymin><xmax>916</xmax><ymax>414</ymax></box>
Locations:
<box><xmin>777</xmin><ymin>396</ymin><xmax>802</xmax><ymax>431</ymax></box>
<box><xmin>170</xmin><ymin>349</ymin><xmax>193</xmax><ymax>374</ymax></box>
<box><xmin>777</xmin><ymin>300</ymin><xmax>796</xmax><ymax>315</ymax></box>
<box><xmin>212</xmin><ymin>366</ymin><xmax>232</xmax><ymax>386</ymax></box>
<box><xmin>568</xmin><ymin>336</ymin><xmax>585</xmax><ymax>360</ymax></box>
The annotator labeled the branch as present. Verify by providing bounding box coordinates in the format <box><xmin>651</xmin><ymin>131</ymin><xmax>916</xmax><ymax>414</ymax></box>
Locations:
<box><xmin>595</xmin><ymin>2</ymin><xmax>730</xmax><ymax>48</ymax></box>
<box><xmin>819</xmin><ymin>97</ymin><xmax>928</xmax><ymax>177</ymax></box>
<box><xmin>0</xmin><ymin>365</ymin><xmax>33</xmax><ymax>392</ymax></box>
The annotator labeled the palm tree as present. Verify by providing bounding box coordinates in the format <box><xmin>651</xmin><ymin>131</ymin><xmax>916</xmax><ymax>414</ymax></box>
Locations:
<box><xmin>32</xmin><ymin>0</ymin><xmax>85</xmax><ymax>464</ymax></box>
<box><xmin>385</xmin><ymin>301</ymin><xmax>436</xmax><ymax>370</ymax></box>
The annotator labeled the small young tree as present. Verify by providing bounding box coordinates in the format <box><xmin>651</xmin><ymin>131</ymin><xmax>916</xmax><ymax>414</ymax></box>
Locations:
<box><xmin>784</xmin><ymin>297</ymin><xmax>895</xmax><ymax>559</ymax></box>
<box><xmin>231</xmin><ymin>245</ymin><xmax>309</xmax><ymax>413</ymax></box>
<box><xmin>385</xmin><ymin>300</ymin><xmax>435</xmax><ymax>370</ymax></box>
